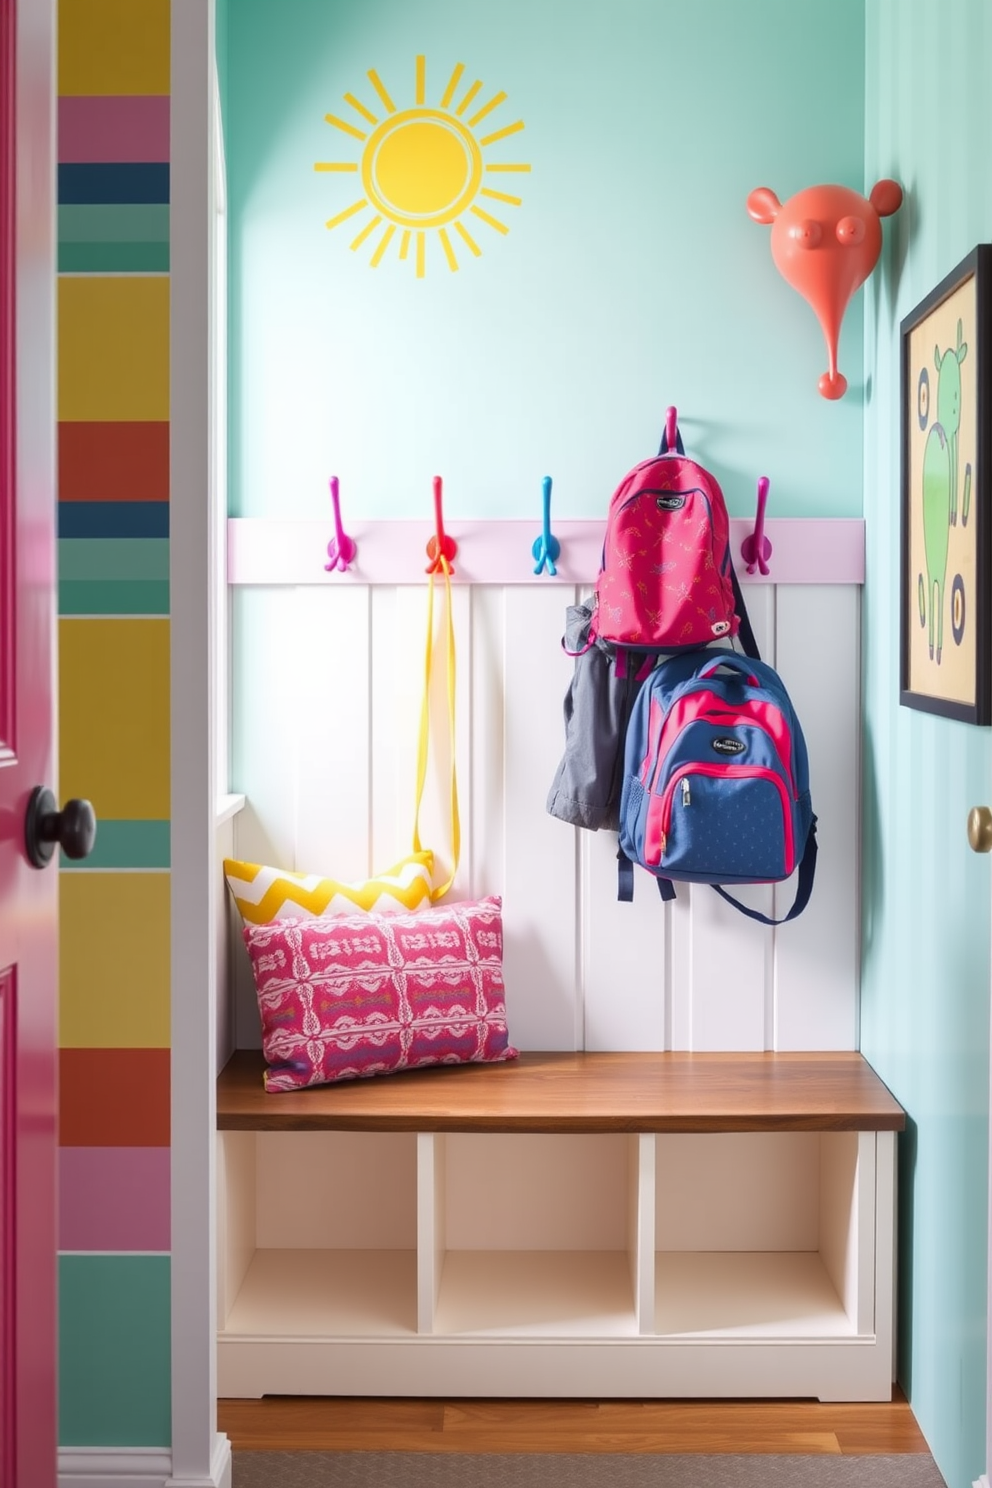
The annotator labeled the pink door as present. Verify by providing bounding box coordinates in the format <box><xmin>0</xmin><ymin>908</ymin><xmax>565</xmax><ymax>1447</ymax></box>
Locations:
<box><xmin>1</xmin><ymin>0</ymin><xmax>92</xmax><ymax>1482</ymax></box>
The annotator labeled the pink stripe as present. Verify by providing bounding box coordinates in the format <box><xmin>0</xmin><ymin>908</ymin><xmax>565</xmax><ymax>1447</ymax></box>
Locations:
<box><xmin>59</xmin><ymin>1147</ymin><xmax>170</xmax><ymax>1252</ymax></box>
<box><xmin>58</xmin><ymin>96</ymin><xmax>170</xmax><ymax>164</ymax></box>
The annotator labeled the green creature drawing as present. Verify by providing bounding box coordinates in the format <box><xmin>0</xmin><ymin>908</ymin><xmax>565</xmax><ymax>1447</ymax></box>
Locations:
<box><xmin>921</xmin><ymin>421</ymin><xmax>951</xmax><ymax>663</ymax></box>
<box><xmin>934</xmin><ymin>318</ymin><xmax>969</xmax><ymax>525</ymax></box>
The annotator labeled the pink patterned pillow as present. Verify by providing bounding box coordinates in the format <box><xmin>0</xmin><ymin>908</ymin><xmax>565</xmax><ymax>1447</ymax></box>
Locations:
<box><xmin>243</xmin><ymin>895</ymin><xmax>518</xmax><ymax>1092</ymax></box>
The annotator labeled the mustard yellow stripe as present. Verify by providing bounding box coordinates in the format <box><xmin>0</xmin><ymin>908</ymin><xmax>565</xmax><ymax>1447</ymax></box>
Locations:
<box><xmin>60</xmin><ymin>873</ymin><xmax>170</xmax><ymax>1049</ymax></box>
<box><xmin>59</xmin><ymin>0</ymin><xmax>170</xmax><ymax>95</ymax></box>
<box><xmin>416</xmin><ymin>233</ymin><xmax>426</xmax><ymax>278</ymax></box>
<box><xmin>440</xmin><ymin>63</ymin><xmax>464</xmax><ymax>109</ymax></box>
<box><xmin>454</xmin><ymin>219</ymin><xmax>482</xmax><ymax>257</ymax></box>
<box><xmin>368</xmin><ymin>69</ymin><xmax>395</xmax><ymax>112</ymax></box>
<box><xmin>456</xmin><ymin>80</ymin><xmax>483</xmax><ymax>117</ymax></box>
<box><xmin>314</xmin><ymin>162</ymin><xmax>359</xmax><ymax>172</ymax></box>
<box><xmin>370</xmin><ymin>224</ymin><xmax>396</xmax><ymax>267</ymax></box>
<box><xmin>399</xmin><ymin>230</ymin><xmax>412</xmax><ymax>261</ymax></box>
<box><xmin>59</xmin><ymin>277</ymin><xmax>169</xmax><ymax>422</ymax></box>
<box><xmin>326</xmin><ymin>199</ymin><xmax>369</xmax><ymax>231</ymax></box>
<box><xmin>468</xmin><ymin>91</ymin><xmax>506</xmax><ymax>128</ymax></box>
<box><xmin>481</xmin><ymin>187</ymin><xmax>522</xmax><ymax>206</ymax></box>
<box><xmin>438</xmin><ymin>228</ymin><xmax>458</xmax><ymax>272</ymax></box>
<box><xmin>60</xmin><ymin>618</ymin><xmax>170</xmax><ymax>818</ymax></box>
<box><xmin>416</xmin><ymin>55</ymin><xmax>426</xmax><ymax>106</ymax></box>
<box><xmin>470</xmin><ymin>204</ymin><xmax>509</xmax><ymax>235</ymax></box>
<box><xmin>325</xmin><ymin>113</ymin><xmax>366</xmax><ymax>140</ymax></box>
<box><xmin>480</xmin><ymin>120</ymin><xmax>525</xmax><ymax>147</ymax></box>
<box><xmin>344</xmin><ymin>92</ymin><xmax>377</xmax><ymax>125</ymax></box>
<box><xmin>486</xmin><ymin>163</ymin><xmax>531</xmax><ymax>172</ymax></box>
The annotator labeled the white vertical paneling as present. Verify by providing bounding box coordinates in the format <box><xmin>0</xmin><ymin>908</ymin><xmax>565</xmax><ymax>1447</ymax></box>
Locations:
<box><xmin>469</xmin><ymin>587</ymin><xmax>508</xmax><ymax>901</ymax></box>
<box><xmin>232</xmin><ymin>577</ymin><xmax>862</xmax><ymax>1058</ymax></box>
<box><xmin>231</xmin><ymin>587</ymin><xmax>300</xmax><ymax>869</ymax></box>
<box><xmin>583</xmin><ymin>827</ymin><xmax>668</xmax><ymax>1053</ymax></box>
<box><xmin>502</xmin><ymin>588</ymin><xmax>582</xmax><ymax>1050</ymax></box>
<box><xmin>292</xmin><ymin>586</ymin><xmax>371</xmax><ymax>879</ymax></box>
<box><xmin>774</xmin><ymin>586</ymin><xmax>860</xmax><ymax>1050</ymax></box>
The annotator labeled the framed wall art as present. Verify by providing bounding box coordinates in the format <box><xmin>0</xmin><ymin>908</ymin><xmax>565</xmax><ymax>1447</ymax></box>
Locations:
<box><xmin>900</xmin><ymin>244</ymin><xmax>992</xmax><ymax>723</ymax></box>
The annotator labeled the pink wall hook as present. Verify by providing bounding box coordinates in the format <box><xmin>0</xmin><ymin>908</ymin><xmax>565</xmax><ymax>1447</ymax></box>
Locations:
<box><xmin>324</xmin><ymin>476</ymin><xmax>357</xmax><ymax>572</ymax></box>
<box><xmin>664</xmin><ymin>405</ymin><xmax>679</xmax><ymax>452</ymax></box>
<box><xmin>425</xmin><ymin>475</ymin><xmax>457</xmax><ymax>575</ymax></box>
<box><xmin>740</xmin><ymin>476</ymin><xmax>772</xmax><ymax>576</ymax></box>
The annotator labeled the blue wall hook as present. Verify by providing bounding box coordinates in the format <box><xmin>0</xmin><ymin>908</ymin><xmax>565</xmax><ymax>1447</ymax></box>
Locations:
<box><xmin>531</xmin><ymin>476</ymin><xmax>561</xmax><ymax>576</ymax></box>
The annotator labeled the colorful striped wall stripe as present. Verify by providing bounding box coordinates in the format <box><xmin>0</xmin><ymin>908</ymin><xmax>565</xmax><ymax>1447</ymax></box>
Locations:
<box><xmin>58</xmin><ymin>0</ymin><xmax>172</xmax><ymax>1446</ymax></box>
<box><xmin>59</xmin><ymin>1147</ymin><xmax>171</xmax><ymax>1252</ymax></box>
<box><xmin>59</xmin><ymin>1049</ymin><xmax>171</xmax><ymax>1148</ymax></box>
<box><xmin>59</xmin><ymin>1256</ymin><xmax>171</xmax><ymax>1448</ymax></box>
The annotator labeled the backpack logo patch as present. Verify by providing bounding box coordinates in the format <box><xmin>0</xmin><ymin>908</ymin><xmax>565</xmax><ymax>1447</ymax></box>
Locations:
<box><xmin>711</xmin><ymin>736</ymin><xmax>746</xmax><ymax>755</ymax></box>
<box><xmin>655</xmin><ymin>494</ymin><xmax>686</xmax><ymax>511</ymax></box>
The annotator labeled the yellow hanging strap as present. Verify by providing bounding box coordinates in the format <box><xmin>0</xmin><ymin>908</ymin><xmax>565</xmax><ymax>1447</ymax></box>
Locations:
<box><xmin>411</xmin><ymin>558</ymin><xmax>460</xmax><ymax>901</ymax></box>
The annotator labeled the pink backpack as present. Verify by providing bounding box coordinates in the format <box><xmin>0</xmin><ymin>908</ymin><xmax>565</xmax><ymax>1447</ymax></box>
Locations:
<box><xmin>587</xmin><ymin>416</ymin><xmax>752</xmax><ymax>660</ymax></box>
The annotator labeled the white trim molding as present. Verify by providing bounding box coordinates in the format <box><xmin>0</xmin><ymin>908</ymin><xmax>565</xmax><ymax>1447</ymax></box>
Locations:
<box><xmin>58</xmin><ymin>1435</ymin><xmax>231</xmax><ymax>1488</ymax></box>
<box><xmin>59</xmin><ymin>1447</ymin><xmax>172</xmax><ymax>1488</ymax></box>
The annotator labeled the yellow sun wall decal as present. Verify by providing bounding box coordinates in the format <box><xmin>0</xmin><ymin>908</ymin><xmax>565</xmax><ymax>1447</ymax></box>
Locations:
<box><xmin>314</xmin><ymin>55</ymin><xmax>529</xmax><ymax>277</ymax></box>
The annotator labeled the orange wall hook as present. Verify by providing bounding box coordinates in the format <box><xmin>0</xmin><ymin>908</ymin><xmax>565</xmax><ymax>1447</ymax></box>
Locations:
<box><xmin>425</xmin><ymin>475</ymin><xmax>457</xmax><ymax>575</ymax></box>
<box><xmin>748</xmin><ymin>179</ymin><xmax>903</xmax><ymax>399</ymax></box>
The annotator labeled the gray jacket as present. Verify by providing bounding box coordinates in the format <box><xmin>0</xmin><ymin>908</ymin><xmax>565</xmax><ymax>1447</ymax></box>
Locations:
<box><xmin>546</xmin><ymin>601</ymin><xmax>653</xmax><ymax>832</ymax></box>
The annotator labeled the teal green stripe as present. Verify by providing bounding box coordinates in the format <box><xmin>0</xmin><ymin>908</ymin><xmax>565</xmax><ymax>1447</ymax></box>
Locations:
<box><xmin>59</xmin><ymin>578</ymin><xmax>169</xmax><ymax>615</ymax></box>
<box><xmin>59</xmin><ymin>538</ymin><xmax>170</xmax><ymax>583</ymax></box>
<box><xmin>58</xmin><ymin>202</ymin><xmax>170</xmax><ymax>244</ymax></box>
<box><xmin>58</xmin><ymin>241</ymin><xmax>170</xmax><ymax>273</ymax></box>
<box><xmin>60</xmin><ymin>818</ymin><xmax>170</xmax><ymax>870</ymax></box>
<box><xmin>59</xmin><ymin>1255</ymin><xmax>171</xmax><ymax>1448</ymax></box>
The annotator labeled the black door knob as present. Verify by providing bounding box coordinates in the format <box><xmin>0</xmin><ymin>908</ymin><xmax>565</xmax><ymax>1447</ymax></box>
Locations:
<box><xmin>25</xmin><ymin>787</ymin><xmax>97</xmax><ymax>868</ymax></box>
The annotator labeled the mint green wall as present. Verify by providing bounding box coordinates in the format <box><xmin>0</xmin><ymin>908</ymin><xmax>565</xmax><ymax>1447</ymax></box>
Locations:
<box><xmin>861</xmin><ymin>3</ymin><xmax>991</xmax><ymax>1485</ymax></box>
<box><xmin>225</xmin><ymin>0</ymin><xmax>866</xmax><ymax>522</ymax></box>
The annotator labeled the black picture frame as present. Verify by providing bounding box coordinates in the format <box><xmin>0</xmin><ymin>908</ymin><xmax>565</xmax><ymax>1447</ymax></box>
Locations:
<box><xmin>900</xmin><ymin>245</ymin><xmax>992</xmax><ymax>724</ymax></box>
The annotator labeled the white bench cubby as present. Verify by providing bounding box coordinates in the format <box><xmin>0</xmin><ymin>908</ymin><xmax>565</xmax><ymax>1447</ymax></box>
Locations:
<box><xmin>216</xmin><ymin>1051</ymin><xmax>903</xmax><ymax>1401</ymax></box>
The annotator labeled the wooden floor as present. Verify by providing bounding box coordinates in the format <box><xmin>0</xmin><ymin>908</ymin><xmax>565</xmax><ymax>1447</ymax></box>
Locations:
<box><xmin>219</xmin><ymin>1390</ymin><xmax>930</xmax><ymax>1455</ymax></box>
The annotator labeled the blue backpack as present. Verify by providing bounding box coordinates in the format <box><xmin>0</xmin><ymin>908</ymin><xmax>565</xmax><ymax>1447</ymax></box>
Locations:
<box><xmin>616</xmin><ymin>650</ymin><xmax>817</xmax><ymax>925</ymax></box>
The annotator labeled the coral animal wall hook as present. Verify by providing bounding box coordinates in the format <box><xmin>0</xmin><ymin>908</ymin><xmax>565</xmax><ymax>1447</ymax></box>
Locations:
<box><xmin>747</xmin><ymin>179</ymin><xmax>903</xmax><ymax>399</ymax></box>
<box><xmin>425</xmin><ymin>475</ymin><xmax>457</xmax><ymax>575</ymax></box>
<box><xmin>325</xmin><ymin>476</ymin><xmax>357</xmax><ymax>572</ymax></box>
<box><xmin>532</xmin><ymin>476</ymin><xmax>561</xmax><ymax>576</ymax></box>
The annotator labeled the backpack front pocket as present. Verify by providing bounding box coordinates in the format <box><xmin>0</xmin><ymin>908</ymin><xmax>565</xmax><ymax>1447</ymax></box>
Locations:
<box><xmin>645</xmin><ymin>764</ymin><xmax>794</xmax><ymax>882</ymax></box>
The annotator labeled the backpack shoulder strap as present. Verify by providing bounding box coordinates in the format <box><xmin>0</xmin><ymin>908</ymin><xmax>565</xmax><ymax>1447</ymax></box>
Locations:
<box><xmin>731</xmin><ymin>565</ymin><xmax>761</xmax><ymax>661</ymax></box>
<box><xmin>711</xmin><ymin>819</ymin><xmax>817</xmax><ymax>926</ymax></box>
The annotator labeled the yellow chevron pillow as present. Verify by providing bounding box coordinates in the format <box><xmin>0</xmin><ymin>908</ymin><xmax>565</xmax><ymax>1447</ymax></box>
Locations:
<box><xmin>223</xmin><ymin>851</ymin><xmax>434</xmax><ymax>926</ymax></box>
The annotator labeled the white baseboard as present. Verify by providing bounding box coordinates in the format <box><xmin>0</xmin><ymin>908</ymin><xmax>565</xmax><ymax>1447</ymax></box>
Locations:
<box><xmin>59</xmin><ymin>1448</ymin><xmax>172</xmax><ymax>1488</ymax></box>
<box><xmin>60</xmin><ymin>1437</ymin><xmax>231</xmax><ymax>1488</ymax></box>
<box><xmin>972</xmin><ymin>1476</ymin><xmax>989</xmax><ymax>1488</ymax></box>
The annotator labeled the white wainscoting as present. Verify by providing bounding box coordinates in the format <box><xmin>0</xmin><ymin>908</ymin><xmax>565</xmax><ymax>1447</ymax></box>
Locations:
<box><xmin>224</xmin><ymin>520</ymin><xmax>862</xmax><ymax>1060</ymax></box>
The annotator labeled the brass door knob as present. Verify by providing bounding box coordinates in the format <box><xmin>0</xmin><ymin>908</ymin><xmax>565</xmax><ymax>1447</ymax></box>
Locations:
<box><xmin>968</xmin><ymin>806</ymin><xmax>992</xmax><ymax>853</ymax></box>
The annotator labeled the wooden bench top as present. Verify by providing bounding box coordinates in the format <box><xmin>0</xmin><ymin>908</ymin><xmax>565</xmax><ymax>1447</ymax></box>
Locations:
<box><xmin>217</xmin><ymin>1049</ymin><xmax>905</xmax><ymax>1134</ymax></box>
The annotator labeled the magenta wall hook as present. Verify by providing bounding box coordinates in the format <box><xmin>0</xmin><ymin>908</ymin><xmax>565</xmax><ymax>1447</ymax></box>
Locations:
<box><xmin>741</xmin><ymin>476</ymin><xmax>772</xmax><ymax>576</ymax></box>
<box><xmin>324</xmin><ymin>476</ymin><xmax>357</xmax><ymax>572</ymax></box>
<box><xmin>664</xmin><ymin>405</ymin><xmax>679</xmax><ymax>452</ymax></box>
<box><xmin>531</xmin><ymin>476</ymin><xmax>561</xmax><ymax>576</ymax></box>
<box><xmin>425</xmin><ymin>475</ymin><xmax>457</xmax><ymax>575</ymax></box>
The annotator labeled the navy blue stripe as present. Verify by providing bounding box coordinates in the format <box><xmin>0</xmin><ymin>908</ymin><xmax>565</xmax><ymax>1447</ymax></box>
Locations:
<box><xmin>59</xmin><ymin>502</ymin><xmax>170</xmax><ymax>539</ymax></box>
<box><xmin>58</xmin><ymin>163</ymin><xmax>170</xmax><ymax>206</ymax></box>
